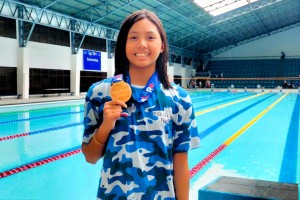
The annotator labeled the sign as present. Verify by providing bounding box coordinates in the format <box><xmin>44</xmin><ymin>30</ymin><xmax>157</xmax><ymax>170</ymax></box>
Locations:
<box><xmin>83</xmin><ymin>50</ymin><xmax>101</xmax><ymax>71</ymax></box>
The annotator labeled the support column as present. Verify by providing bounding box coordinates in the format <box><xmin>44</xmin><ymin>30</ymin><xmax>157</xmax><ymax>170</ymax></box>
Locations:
<box><xmin>106</xmin><ymin>57</ymin><xmax>115</xmax><ymax>78</ymax></box>
<box><xmin>181</xmin><ymin>56</ymin><xmax>185</xmax><ymax>68</ymax></box>
<box><xmin>70</xmin><ymin>19</ymin><xmax>80</xmax><ymax>96</ymax></box>
<box><xmin>106</xmin><ymin>39</ymin><xmax>115</xmax><ymax>78</ymax></box>
<box><xmin>70</xmin><ymin>54</ymin><xmax>80</xmax><ymax>96</ymax></box>
<box><xmin>17</xmin><ymin>48</ymin><xmax>30</xmax><ymax>99</ymax></box>
<box><xmin>17</xmin><ymin>5</ymin><xmax>29</xmax><ymax>99</ymax></box>
<box><xmin>167</xmin><ymin>62</ymin><xmax>174</xmax><ymax>83</ymax></box>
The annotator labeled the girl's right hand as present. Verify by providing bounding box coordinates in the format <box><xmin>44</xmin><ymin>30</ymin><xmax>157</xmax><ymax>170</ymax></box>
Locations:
<box><xmin>102</xmin><ymin>99</ymin><xmax>128</xmax><ymax>131</ymax></box>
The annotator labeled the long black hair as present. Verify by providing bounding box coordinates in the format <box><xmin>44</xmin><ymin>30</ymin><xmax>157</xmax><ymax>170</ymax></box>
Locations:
<box><xmin>114</xmin><ymin>9</ymin><xmax>172</xmax><ymax>89</ymax></box>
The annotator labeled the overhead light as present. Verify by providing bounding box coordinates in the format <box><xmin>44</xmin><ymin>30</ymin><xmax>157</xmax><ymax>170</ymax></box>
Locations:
<box><xmin>193</xmin><ymin>0</ymin><xmax>258</xmax><ymax>16</ymax></box>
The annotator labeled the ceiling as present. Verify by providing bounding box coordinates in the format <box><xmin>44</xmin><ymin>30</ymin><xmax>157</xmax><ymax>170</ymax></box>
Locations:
<box><xmin>1</xmin><ymin>0</ymin><xmax>300</xmax><ymax>57</ymax></box>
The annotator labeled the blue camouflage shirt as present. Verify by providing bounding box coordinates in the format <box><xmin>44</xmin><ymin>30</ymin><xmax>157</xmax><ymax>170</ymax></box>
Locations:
<box><xmin>83</xmin><ymin>77</ymin><xmax>200</xmax><ymax>200</ymax></box>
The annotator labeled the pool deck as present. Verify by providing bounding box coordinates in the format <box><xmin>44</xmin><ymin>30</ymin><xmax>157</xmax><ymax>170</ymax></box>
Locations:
<box><xmin>0</xmin><ymin>94</ymin><xmax>85</xmax><ymax>106</ymax></box>
<box><xmin>199</xmin><ymin>176</ymin><xmax>299</xmax><ymax>200</ymax></box>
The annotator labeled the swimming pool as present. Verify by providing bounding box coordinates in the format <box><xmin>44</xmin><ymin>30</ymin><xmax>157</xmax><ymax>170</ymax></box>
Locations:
<box><xmin>0</xmin><ymin>92</ymin><xmax>299</xmax><ymax>199</ymax></box>
<box><xmin>189</xmin><ymin>91</ymin><xmax>299</xmax><ymax>199</ymax></box>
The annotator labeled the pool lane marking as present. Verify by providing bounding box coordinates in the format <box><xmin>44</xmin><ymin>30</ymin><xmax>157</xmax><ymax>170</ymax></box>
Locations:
<box><xmin>195</xmin><ymin>92</ymin><xmax>267</xmax><ymax>116</ymax></box>
<box><xmin>0</xmin><ymin>146</ymin><xmax>81</xmax><ymax>178</ymax></box>
<box><xmin>189</xmin><ymin>92</ymin><xmax>289</xmax><ymax>178</ymax></box>
<box><xmin>224</xmin><ymin>92</ymin><xmax>288</xmax><ymax>145</ymax></box>
<box><xmin>0</xmin><ymin>122</ymin><xmax>83</xmax><ymax>142</ymax></box>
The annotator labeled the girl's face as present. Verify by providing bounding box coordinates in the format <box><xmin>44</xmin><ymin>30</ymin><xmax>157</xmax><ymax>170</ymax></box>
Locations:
<box><xmin>126</xmin><ymin>18</ymin><xmax>164</xmax><ymax>71</ymax></box>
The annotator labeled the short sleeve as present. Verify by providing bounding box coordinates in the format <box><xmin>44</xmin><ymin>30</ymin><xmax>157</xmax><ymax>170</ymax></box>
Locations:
<box><xmin>172</xmin><ymin>86</ymin><xmax>200</xmax><ymax>153</ymax></box>
<box><xmin>82</xmin><ymin>84</ymin><xmax>99</xmax><ymax>144</ymax></box>
<box><xmin>82</xmin><ymin>79</ymin><xmax>111</xmax><ymax>144</ymax></box>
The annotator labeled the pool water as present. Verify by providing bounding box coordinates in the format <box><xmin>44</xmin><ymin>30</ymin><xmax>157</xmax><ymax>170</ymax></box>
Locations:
<box><xmin>0</xmin><ymin>92</ymin><xmax>299</xmax><ymax>199</ymax></box>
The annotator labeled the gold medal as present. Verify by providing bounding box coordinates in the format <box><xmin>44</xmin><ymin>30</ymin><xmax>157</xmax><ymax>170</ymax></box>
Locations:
<box><xmin>110</xmin><ymin>81</ymin><xmax>132</xmax><ymax>102</ymax></box>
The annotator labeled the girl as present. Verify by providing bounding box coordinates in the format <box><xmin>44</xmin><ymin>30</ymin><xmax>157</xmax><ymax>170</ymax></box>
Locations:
<box><xmin>82</xmin><ymin>9</ymin><xmax>200</xmax><ymax>200</ymax></box>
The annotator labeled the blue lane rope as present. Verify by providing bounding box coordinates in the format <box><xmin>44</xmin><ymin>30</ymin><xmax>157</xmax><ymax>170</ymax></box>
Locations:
<box><xmin>0</xmin><ymin>110</ymin><xmax>84</xmax><ymax>125</ymax></box>
<box><xmin>0</xmin><ymin>104</ymin><xmax>83</xmax><ymax>116</ymax></box>
<box><xmin>0</xmin><ymin>122</ymin><xmax>83</xmax><ymax>141</ymax></box>
<box><xmin>28</xmin><ymin>122</ymin><xmax>83</xmax><ymax>135</ymax></box>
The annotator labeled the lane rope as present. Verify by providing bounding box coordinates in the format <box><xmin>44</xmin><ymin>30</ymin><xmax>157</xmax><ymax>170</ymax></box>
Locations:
<box><xmin>0</xmin><ymin>104</ymin><xmax>83</xmax><ymax>116</ymax></box>
<box><xmin>0</xmin><ymin>148</ymin><xmax>81</xmax><ymax>178</ymax></box>
<box><xmin>0</xmin><ymin>110</ymin><xmax>83</xmax><ymax>125</ymax></box>
<box><xmin>189</xmin><ymin>92</ymin><xmax>289</xmax><ymax>178</ymax></box>
<box><xmin>195</xmin><ymin>92</ymin><xmax>267</xmax><ymax>116</ymax></box>
<box><xmin>0</xmin><ymin>122</ymin><xmax>83</xmax><ymax>142</ymax></box>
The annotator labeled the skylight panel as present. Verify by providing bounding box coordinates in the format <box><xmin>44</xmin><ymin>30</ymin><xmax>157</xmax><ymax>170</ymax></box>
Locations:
<box><xmin>193</xmin><ymin>0</ymin><xmax>259</xmax><ymax>16</ymax></box>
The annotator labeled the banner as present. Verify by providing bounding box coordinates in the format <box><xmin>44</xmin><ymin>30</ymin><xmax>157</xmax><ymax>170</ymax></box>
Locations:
<box><xmin>83</xmin><ymin>50</ymin><xmax>101</xmax><ymax>71</ymax></box>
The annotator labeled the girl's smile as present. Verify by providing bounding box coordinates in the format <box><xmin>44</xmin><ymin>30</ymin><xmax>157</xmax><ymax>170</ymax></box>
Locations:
<box><xmin>134</xmin><ymin>52</ymin><xmax>150</xmax><ymax>57</ymax></box>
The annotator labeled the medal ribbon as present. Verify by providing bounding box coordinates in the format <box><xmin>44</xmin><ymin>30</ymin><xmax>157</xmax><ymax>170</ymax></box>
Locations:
<box><xmin>112</xmin><ymin>74</ymin><xmax>124</xmax><ymax>83</ymax></box>
<box><xmin>125</xmin><ymin>71</ymin><xmax>159</xmax><ymax>103</ymax></box>
<box><xmin>112</xmin><ymin>71</ymin><xmax>159</xmax><ymax>103</ymax></box>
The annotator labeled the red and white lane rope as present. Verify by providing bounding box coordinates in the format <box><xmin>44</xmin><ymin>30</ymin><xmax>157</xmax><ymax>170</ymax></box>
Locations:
<box><xmin>189</xmin><ymin>144</ymin><xmax>226</xmax><ymax>178</ymax></box>
<box><xmin>0</xmin><ymin>122</ymin><xmax>83</xmax><ymax>142</ymax></box>
<box><xmin>0</xmin><ymin>149</ymin><xmax>81</xmax><ymax>178</ymax></box>
<box><xmin>0</xmin><ymin>133</ymin><xmax>29</xmax><ymax>141</ymax></box>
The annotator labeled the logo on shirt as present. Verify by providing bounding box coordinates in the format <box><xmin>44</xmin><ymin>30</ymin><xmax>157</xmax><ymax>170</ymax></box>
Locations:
<box><xmin>146</xmin><ymin>83</ymin><xmax>155</xmax><ymax>93</ymax></box>
<box><xmin>153</xmin><ymin>111</ymin><xmax>171</xmax><ymax>123</ymax></box>
<box><xmin>140</xmin><ymin>95</ymin><xmax>149</xmax><ymax>102</ymax></box>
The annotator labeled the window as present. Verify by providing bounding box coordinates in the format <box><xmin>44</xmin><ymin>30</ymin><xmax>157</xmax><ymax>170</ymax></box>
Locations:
<box><xmin>0</xmin><ymin>16</ymin><xmax>16</xmax><ymax>38</ymax></box>
<box><xmin>0</xmin><ymin>67</ymin><xmax>17</xmax><ymax>95</ymax></box>
<box><xmin>80</xmin><ymin>71</ymin><xmax>107</xmax><ymax>92</ymax></box>
<box><xmin>193</xmin><ymin>0</ymin><xmax>259</xmax><ymax>16</ymax></box>
<box><xmin>29</xmin><ymin>68</ymin><xmax>70</xmax><ymax>94</ymax></box>
<box><xmin>30</xmin><ymin>24</ymin><xmax>70</xmax><ymax>47</ymax></box>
